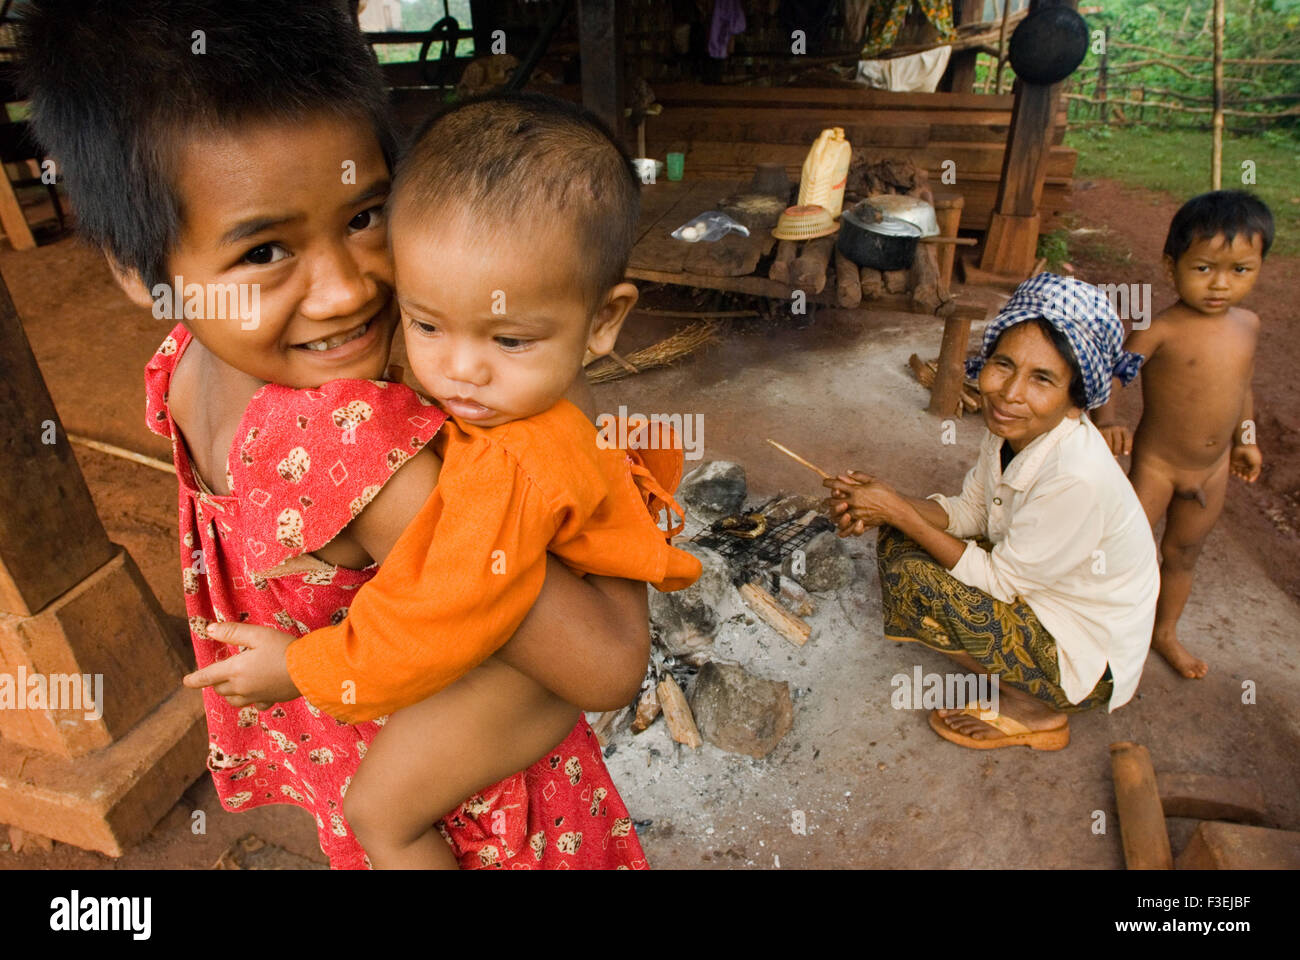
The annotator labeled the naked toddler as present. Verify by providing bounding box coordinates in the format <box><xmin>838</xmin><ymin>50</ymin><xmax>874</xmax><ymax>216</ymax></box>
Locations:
<box><xmin>1094</xmin><ymin>190</ymin><xmax>1273</xmax><ymax>678</ymax></box>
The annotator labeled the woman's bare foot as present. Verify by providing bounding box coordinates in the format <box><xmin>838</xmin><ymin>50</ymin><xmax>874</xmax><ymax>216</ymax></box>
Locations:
<box><xmin>1152</xmin><ymin>629</ymin><xmax>1209</xmax><ymax>679</ymax></box>
<box><xmin>935</xmin><ymin>684</ymin><xmax>1066</xmax><ymax>742</ymax></box>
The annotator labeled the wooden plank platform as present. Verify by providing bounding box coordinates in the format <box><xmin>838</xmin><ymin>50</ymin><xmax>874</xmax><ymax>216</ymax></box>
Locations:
<box><xmin>628</xmin><ymin>180</ymin><xmax>986</xmax><ymax>324</ymax></box>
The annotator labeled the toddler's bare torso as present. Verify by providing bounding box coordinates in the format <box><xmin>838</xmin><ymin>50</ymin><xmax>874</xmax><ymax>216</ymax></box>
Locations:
<box><xmin>1133</xmin><ymin>303</ymin><xmax>1258</xmax><ymax>472</ymax></box>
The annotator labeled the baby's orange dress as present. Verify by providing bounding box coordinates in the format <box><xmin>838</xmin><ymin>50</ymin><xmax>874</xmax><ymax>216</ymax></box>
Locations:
<box><xmin>286</xmin><ymin>400</ymin><xmax>701</xmax><ymax>721</ymax></box>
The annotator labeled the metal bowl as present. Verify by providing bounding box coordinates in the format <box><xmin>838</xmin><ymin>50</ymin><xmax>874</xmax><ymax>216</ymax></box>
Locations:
<box><xmin>863</xmin><ymin>194</ymin><xmax>940</xmax><ymax>237</ymax></box>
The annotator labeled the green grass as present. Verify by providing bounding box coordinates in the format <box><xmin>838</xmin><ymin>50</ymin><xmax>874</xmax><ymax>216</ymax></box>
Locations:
<box><xmin>1065</xmin><ymin>125</ymin><xmax>1300</xmax><ymax>257</ymax></box>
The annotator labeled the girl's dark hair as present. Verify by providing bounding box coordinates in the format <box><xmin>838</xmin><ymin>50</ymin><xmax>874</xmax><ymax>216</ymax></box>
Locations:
<box><xmin>993</xmin><ymin>319</ymin><xmax>1088</xmax><ymax>409</ymax></box>
<box><xmin>19</xmin><ymin>0</ymin><xmax>397</xmax><ymax>289</ymax></box>
<box><xmin>1163</xmin><ymin>190</ymin><xmax>1274</xmax><ymax>263</ymax></box>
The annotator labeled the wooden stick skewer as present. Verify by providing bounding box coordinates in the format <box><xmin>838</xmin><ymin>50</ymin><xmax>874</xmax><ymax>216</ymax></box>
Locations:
<box><xmin>765</xmin><ymin>438</ymin><xmax>832</xmax><ymax>480</ymax></box>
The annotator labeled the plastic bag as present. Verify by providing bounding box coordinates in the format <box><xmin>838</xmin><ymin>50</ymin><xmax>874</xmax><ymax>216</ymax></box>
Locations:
<box><xmin>671</xmin><ymin>211</ymin><xmax>750</xmax><ymax>243</ymax></box>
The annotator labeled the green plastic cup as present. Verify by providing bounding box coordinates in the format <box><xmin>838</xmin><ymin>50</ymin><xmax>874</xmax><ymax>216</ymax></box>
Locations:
<box><xmin>666</xmin><ymin>152</ymin><xmax>685</xmax><ymax>181</ymax></box>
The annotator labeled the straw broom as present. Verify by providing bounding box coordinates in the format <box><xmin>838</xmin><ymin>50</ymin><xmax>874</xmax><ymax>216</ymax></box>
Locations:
<box><xmin>585</xmin><ymin>321</ymin><xmax>721</xmax><ymax>384</ymax></box>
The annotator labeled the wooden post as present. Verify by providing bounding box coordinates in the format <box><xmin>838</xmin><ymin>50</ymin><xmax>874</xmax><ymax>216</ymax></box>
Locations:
<box><xmin>1097</xmin><ymin>25</ymin><xmax>1109</xmax><ymax>125</ymax></box>
<box><xmin>577</xmin><ymin>0</ymin><xmax>626</xmax><ymax>144</ymax></box>
<box><xmin>469</xmin><ymin>0</ymin><xmax>495</xmax><ymax>56</ymax></box>
<box><xmin>994</xmin><ymin>0</ymin><xmax>1012</xmax><ymax>95</ymax></box>
<box><xmin>932</xmin><ymin>192</ymin><xmax>965</xmax><ymax>290</ymax></box>
<box><xmin>1211</xmin><ymin>0</ymin><xmax>1224</xmax><ymax>188</ymax></box>
<box><xmin>0</xmin><ymin>273</ymin><xmax>206</xmax><ymax>855</ymax></box>
<box><xmin>980</xmin><ymin>0</ymin><xmax>1072</xmax><ymax>277</ymax></box>
<box><xmin>930</xmin><ymin>309</ymin><xmax>977</xmax><ymax>417</ymax></box>
<box><xmin>0</xmin><ymin>278</ymin><xmax>117</xmax><ymax>614</ymax></box>
<box><xmin>0</xmin><ymin>169</ymin><xmax>36</xmax><ymax>252</ymax></box>
<box><xmin>943</xmin><ymin>0</ymin><xmax>986</xmax><ymax>93</ymax></box>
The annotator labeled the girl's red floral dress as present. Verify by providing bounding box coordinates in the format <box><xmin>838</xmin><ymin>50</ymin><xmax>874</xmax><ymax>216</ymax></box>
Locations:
<box><xmin>146</xmin><ymin>324</ymin><xmax>647</xmax><ymax>869</ymax></box>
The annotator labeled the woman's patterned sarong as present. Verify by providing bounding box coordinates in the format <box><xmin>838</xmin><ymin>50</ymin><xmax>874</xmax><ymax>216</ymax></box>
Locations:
<box><xmin>876</xmin><ymin>525</ymin><xmax>1111</xmax><ymax>713</ymax></box>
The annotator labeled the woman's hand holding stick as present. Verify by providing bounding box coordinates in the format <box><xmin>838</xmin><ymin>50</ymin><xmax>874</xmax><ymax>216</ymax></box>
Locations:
<box><xmin>825</xmin><ymin>471</ymin><xmax>901</xmax><ymax>537</ymax></box>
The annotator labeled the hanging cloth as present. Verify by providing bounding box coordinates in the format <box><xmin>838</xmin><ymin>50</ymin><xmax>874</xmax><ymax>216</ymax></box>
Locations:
<box><xmin>708</xmin><ymin>0</ymin><xmax>747</xmax><ymax>58</ymax></box>
<box><xmin>861</xmin><ymin>0</ymin><xmax>957</xmax><ymax>58</ymax></box>
<box><xmin>856</xmin><ymin>44</ymin><xmax>953</xmax><ymax>92</ymax></box>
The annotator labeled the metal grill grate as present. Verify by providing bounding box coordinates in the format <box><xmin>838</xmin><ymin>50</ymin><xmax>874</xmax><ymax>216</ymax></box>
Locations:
<box><xmin>691</xmin><ymin>499</ymin><xmax>834</xmax><ymax>587</ymax></box>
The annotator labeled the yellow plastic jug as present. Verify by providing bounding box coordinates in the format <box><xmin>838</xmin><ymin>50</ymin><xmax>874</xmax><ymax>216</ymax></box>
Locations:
<box><xmin>796</xmin><ymin>127</ymin><xmax>852</xmax><ymax>219</ymax></box>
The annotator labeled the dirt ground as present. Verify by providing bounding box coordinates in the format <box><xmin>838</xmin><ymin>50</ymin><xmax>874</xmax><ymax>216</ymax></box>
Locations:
<box><xmin>2</xmin><ymin>176</ymin><xmax>1298</xmax><ymax>870</ymax></box>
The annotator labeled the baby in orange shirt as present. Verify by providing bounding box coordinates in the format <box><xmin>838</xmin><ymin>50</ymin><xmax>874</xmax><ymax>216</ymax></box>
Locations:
<box><xmin>330</xmin><ymin>95</ymin><xmax>702</xmax><ymax>867</ymax></box>
<box><xmin>204</xmin><ymin>94</ymin><xmax>701</xmax><ymax>868</ymax></box>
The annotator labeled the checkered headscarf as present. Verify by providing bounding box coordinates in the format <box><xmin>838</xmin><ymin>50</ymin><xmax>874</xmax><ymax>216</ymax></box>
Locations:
<box><xmin>966</xmin><ymin>273</ymin><xmax>1143</xmax><ymax>409</ymax></box>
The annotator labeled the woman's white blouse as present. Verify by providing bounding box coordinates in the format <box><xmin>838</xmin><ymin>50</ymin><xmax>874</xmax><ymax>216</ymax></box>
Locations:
<box><xmin>927</xmin><ymin>415</ymin><xmax>1158</xmax><ymax>711</ymax></box>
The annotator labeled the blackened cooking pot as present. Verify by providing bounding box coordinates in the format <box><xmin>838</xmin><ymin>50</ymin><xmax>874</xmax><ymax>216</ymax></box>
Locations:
<box><xmin>837</xmin><ymin>204</ymin><xmax>922</xmax><ymax>271</ymax></box>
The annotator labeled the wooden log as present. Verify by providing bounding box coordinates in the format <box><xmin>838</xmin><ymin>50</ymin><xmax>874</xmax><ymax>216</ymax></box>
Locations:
<box><xmin>908</xmin><ymin>353</ymin><xmax>937</xmax><ymax>388</ymax></box>
<box><xmin>860</xmin><ymin>266</ymin><xmax>884</xmax><ymax>299</ymax></box>
<box><xmin>769</xmin><ymin>240</ymin><xmax>799</xmax><ymax>282</ymax></box>
<box><xmin>1174</xmin><ymin>821</ymin><xmax>1300</xmax><ymax>870</ymax></box>
<box><xmin>1156</xmin><ymin>773</ymin><xmax>1268</xmax><ymax>825</ymax></box>
<box><xmin>1110</xmin><ymin>741</ymin><xmax>1174</xmax><ymax>870</ymax></box>
<box><xmin>790</xmin><ymin>236</ymin><xmax>835</xmax><ymax>294</ymax></box>
<box><xmin>909</xmin><ymin>244</ymin><xmax>943</xmax><ymax>314</ymax></box>
<box><xmin>656</xmin><ymin>675</ymin><xmax>702</xmax><ymax>748</ymax></box>
<box><xmin>631</xmin><ymin>685</ymin><xmax>662</xmax><ymax>733</ymax></box>
<box><xmin>834</xmin><ymin>248</ymin><xmax>862</xmax><ymax>308</ymax></box>
<box><xmin>740</xmin><ymin>581</ymin><xmax>812</xmax><ymax>647</ymax></box>
<box><xmin>883</xmin><ymin>268</ymin><xmax>908</xmax><ymax>294</ymax></box>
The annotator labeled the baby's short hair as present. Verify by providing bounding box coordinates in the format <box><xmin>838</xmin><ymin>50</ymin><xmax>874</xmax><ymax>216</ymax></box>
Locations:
<box><xmin>18</xmin><ymin>0</ymin><xmax>396</xmax><ymax>289</ymax></box>
<box><xmin>392</xmin><ymin>92</ymin><xmax>641</xmax><ymax>312</ymax></box>
<box><xmin>1163</xmin><ymin>190</ymin><xmax>1274</xmax><ymax>263</ymax></box>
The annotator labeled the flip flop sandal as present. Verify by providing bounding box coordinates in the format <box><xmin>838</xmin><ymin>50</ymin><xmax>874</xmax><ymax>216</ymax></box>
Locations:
<box><xmin>928</xmin><ymin>706</ymin><xmax>1070</xmax><ymax>751</ymax></box>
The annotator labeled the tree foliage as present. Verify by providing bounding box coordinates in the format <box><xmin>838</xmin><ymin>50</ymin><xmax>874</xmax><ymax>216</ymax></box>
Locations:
<box><xmin>1075</xmin><ymin>0</ymin><xmax>1300</xmax><ymax>136</ymax></box>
